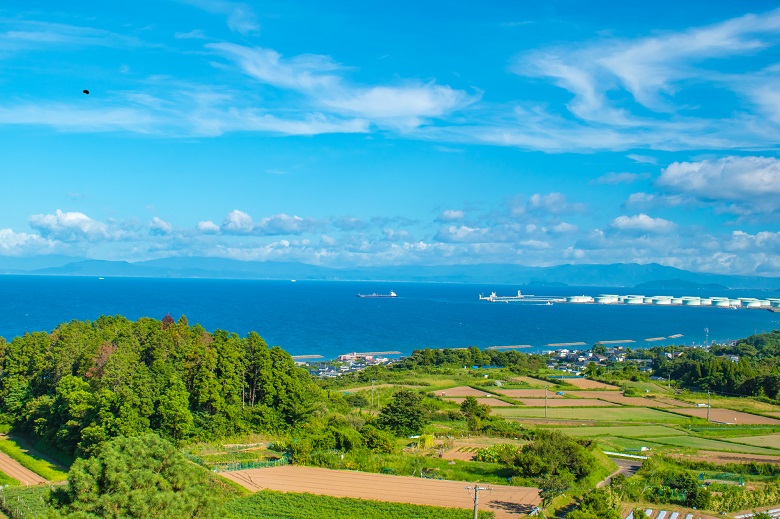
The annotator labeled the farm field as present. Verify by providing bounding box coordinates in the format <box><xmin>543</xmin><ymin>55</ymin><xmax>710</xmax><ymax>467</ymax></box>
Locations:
<box><xmin>555</xmin><ymin>378</ymin><xmax>621</xmax><ymax>390</ymax></box>
<box><xmin>669</xmin><ymin>408</ymin><xmax>780</xmax><ymax>425</ymax></box>
<box><xmin>570</xmin><ymin>391</ymin><xmax>679</xmax><ymax>407</ymax></box>
<box><xmin>514</xmin><ymin>398</ymin><xmax>618</xmax><ymax>407</ymax></box>
<box><xmin>493</xmin><ymin>389</ymin><xmax>567</xmax><ymax>398</ymax></box>
<box><xmin>223</xmin><ymin>465</ymin><xmax>540</xmax><ymax>519</ymax></box>
<box><xmin>509</xmin><ymin>376</ymin><xmax>556</xmax><ymax>388</ymax></box>
<box><xmin>435</xmin><ymin>386</ymin><xmax>495</xmax><ymax>397</ymax></box>
<box><xmin>0</xmin><ymin>451</ymin><xmax>46</xmax><ymax>486</ymax></box>
<box><xmin>494</xmin><ymin>406</ymin><xmax>692</xmax><ymax>423</ymax></box>
<box><xmin>444</xmin><ymin>397</ymin><xmax>514</xmax><ymax>407</ymax></box>
<box><xmin>728</xmin><ymin>434</ymin><xmax>780</xmax><ymax>449</ymax></box>
<box><xmin>550</xmin><ymin>425</ymin><xmax>687</xmax><ymax>438</ymax></box>
<box><xmin>224</xmin><ymin>490</ymin><xmax>494</xmax><ymax>519</ymax></box>
<box><xmin>647</xmin><ymin>435</ymin><xmax>780</xmax><ymax>455</ymax></box>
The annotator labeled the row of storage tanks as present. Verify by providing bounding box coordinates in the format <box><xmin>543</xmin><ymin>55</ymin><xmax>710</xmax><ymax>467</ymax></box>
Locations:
<box><xmin>565</xmin><ymin>294</ymin><xmax>780</xmax><ymax>308</ymax></box>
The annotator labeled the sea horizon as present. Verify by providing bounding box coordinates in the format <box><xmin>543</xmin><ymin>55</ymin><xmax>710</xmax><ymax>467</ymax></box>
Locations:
<box><xmin>1</xmin><ymin>275</ymin><xmax>777</xmax><ymax>359</ymax></box>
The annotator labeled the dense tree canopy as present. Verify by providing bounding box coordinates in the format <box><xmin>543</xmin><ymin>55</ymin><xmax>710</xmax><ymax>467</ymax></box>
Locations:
<box><xmin>0</xmin><ymin>315</ymin><xmax>322</xmax><ymax>455</ymax></box>
<box><xmin>377</xmin><ymin>389</ymin><xmax>430</xmax><ymax>436</ymax></box>
<box><xmin>49</xmin><ymin>434</ymin><xmax>230</xmax><ymax>519</ymax></box>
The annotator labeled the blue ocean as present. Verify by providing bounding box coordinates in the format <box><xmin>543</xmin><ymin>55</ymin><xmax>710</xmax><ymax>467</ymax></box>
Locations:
<box><xmin>0</xmin><ymin>276</ymin><xmax>777</xmax><ymax>358</ymax></box>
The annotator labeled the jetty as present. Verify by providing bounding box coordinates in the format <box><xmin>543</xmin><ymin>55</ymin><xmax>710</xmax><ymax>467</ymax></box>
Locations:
<box><xmin>485</xmin><ymin>345</ymin><xmax>532</xmax><ymax>350</ymax></box>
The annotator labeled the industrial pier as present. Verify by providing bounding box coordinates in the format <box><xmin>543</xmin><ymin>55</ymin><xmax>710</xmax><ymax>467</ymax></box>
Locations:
<box><xmin>479</xmin><ymin>291</ymin><xmax>780</xmax><ymax>309</ymax></box>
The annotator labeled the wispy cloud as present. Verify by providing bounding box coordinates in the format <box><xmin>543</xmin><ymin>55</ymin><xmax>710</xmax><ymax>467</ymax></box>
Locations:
<box><xmin>207</xmin><ymin>42</ymin><xmax>474</xmax><ymax>129</ymax></box>
<box><xmin>175</xmin><ymin>0</ymin><xmax>259</xmax><ymax>34</ymax></box>
<box><xmin>593</xmin><ymin>172</ymin><xmax>651</xmax><ymax>184</ymax></box>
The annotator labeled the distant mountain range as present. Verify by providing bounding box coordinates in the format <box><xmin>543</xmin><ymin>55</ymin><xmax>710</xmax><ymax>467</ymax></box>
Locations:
<box><xmin>0</xmin><ymin>256</ymin><xmax>778</xmax><ymax>289</ymax></box>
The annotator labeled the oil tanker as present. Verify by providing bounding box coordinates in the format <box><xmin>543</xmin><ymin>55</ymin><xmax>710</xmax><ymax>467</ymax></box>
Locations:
<box><xmin>356</xmin><ymin>291</ymin><xmax>397</xmax><ymax>298</ymax></box>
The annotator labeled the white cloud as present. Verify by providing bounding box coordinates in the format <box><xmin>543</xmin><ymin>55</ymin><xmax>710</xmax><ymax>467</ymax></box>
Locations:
<box><xmin>610</xmin><ymin>213</ymin><xmax>677</xmax><ymax>234</ymax></box>
<box><xmin>525</xmin><ymin>192</ymin><xmax>585</xmax><ymax>215</ymax></box>
<box><xmin>29</xmin><ymin>209</ymin><xmax>113</xmax><ymax>241</ymax></box>
<box><xmin>149</xmin><ymin>217</ymin><xmax>173</xmax><ymax>235</ymax></box>
<box><xmin>383</xmin><ymin>228</ymin><xmax>412</xmax><ymax>242</ymax></box>
<box><xmin>551</xmin><ymin>222</ymin><xmax>578</xmax><ymax>233</ymax></box>
<box><xmin>657</xmin><ymin>156</ymin><xmax>780</xmax><ymax>213</ymax></box>
<box><xmin>0</xmin><ymin>228</ymin><xmax>55</xmax><ymax>255</ymax></box>
<box><xmin>255</xmin><ymin>214</ymin><xmax>321</xmax><ymax>236</ymax></box>
<box><xmin>437</xmin><ymin>209</ymin><xmax>466</xmax><ymax>221</ymax></box>
<box><xmin>197</xmin><ymin>220</ymin><xmax>220</xmax><ymax>233</ymax></box>
<box><xmin>219</xmin><ymin>211</ymin><xmax>321</xmax><ymax>236</ymax></box>
<box><xmin>434</xmin><ymin>225</ymin><xmax>489</xmax><ymax>243</ymax></box>
<box><xmin>221</xmin><ymin>210</ymin><xmax>255</xmax><ymax>234</ymax></box>
<box><xmin>626</xmin><ymin>192</ymin><xmax>656</xmax><ymax>206</ymax></box>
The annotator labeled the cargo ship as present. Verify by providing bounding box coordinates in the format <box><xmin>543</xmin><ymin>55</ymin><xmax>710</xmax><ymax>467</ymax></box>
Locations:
<box><xmin>356</xmin><ymin>291</ymin><xmax>397</xmax><ymax>298</ymax></box>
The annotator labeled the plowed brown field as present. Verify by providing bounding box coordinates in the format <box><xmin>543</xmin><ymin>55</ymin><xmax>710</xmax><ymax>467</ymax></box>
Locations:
<box><xmin>223</xmin><ymin>465</ymin><xmax>540</xmax><ymax>518</ymax></box>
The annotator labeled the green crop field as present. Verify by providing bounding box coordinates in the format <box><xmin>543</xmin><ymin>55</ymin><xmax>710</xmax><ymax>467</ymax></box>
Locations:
<box><xmin>494</xmin><ymin>406</ymin><xmax>693</xmax><ymax>423</ymax></box>
<box><xmin>595</xmin><ymin>436</ymin><xmax>667</xmax><ymax>453</ymax></box>
<box><xmin>223</xmin><ymin>490</ymin><xmax>494</xmax><ymax>519</ymax></box>
<box><xmin>647</xmin><ymin>435</ymin><xmax>780</xmax><ymax>454</ymax></box>
<box><xmin>549</xmin><ymin>425</ymin><xmax>687</xmax><ymax>438</ymax></box>
<box><xmin>0</xmin><ymin>437</ymin><xmax>68</xmax><ymax>482</ymax></box>
<box><xmin>728</xmin><ymin>434</ymin><xmax>780</xmax><ymax>450</ymax></box>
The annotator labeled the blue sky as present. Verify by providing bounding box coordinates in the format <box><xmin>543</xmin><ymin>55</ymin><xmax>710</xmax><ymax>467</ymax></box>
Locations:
<box><xmin>2</xmin><ymin>1</ymin><xmax>780</xmax><ymax>275</ymax></box>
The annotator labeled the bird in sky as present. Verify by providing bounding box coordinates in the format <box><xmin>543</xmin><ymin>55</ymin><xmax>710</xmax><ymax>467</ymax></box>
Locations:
<box><xmin>82</xmin><ymin>89</ymin><xmax>89</xmax><ymax>95</ymax></box>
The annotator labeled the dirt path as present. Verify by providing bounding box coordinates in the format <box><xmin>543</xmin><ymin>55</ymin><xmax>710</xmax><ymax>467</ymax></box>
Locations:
<box><xmin>0</xmin><ymin>451</ymin><xmax>47</xmax><ymax>486</ymax></box>
<box><xmin>222</xmin><ymin>465</ymin><xmax>540</xmax><ymax>518</ymax></box>
<box><xmin>597</xmin><ymin>458</ymin><xmax>642</xmax><ymax>488</ymax></box>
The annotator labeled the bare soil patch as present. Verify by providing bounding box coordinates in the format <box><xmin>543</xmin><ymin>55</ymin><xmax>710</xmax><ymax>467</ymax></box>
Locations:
<box><xmin>571</xmin><ymin>391</ymin><xmax>677</xmax><ymax>407</ymax></box>
<box><xmin>515</xmin><ymin>398</ymin><xmax>618</xmax><ymax>407</ymax></box>
<box><xmin>223</xmin><ymin>465</ymin><xmax>540</xmax><ymax>519</ymax></box>
<box><xmin>494</xmin><ymin>389</ymin><xmax>567</xmax><ymax>398</ymax></box>
<box><xmin>0</xmin><ymin>451</ymin><xmax>47</xmax><ymax>486</ymax></box>
<box><xmin>562</xmin><ymin>378</ymin><xmax>621</xmax><ymax>390</ymax></box>
<box><xmin>435</xmin><ymin>386</ymin><xmax>494</xmax><ymax>397</ymax></box>
<box><xmin>444</xmin><ymin>397</ymin><xmax>513</xmax><ymax>407</ymax></box>
<box><xmin>670</xmin><ymin>408</ymin><xmax>780</xmax><ymax>425</ymax></box>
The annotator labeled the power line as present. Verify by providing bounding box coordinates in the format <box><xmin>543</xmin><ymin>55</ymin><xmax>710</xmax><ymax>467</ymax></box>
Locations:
<box><xmin>465</xmin><ymin>485</ymin><xmax>491</xmax><ymax>519</ymax></box>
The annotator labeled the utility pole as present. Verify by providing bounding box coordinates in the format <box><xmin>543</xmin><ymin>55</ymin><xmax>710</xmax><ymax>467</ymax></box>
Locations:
<box><xmin>707</xmin><ymin>390</ymin><xmax>711</xmax><ymax>422</ymax></box>
<box><xmin>466</xmin><ymin>485</ymin><xmax>491</xmax><ymax>519</ymax></box>
<box><xmin>545</xmin><ymin>385</ymin><xmax>548</xmax><ymax>418</ymax></box>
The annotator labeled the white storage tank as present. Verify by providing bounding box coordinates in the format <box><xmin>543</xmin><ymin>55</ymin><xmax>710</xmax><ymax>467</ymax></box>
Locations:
<box><xmin>626</xmin><ymin>297</ymin><xmax>644</xmax><ymax>305</ymax></box>
<box><xmin>714</xmin><ymin>300</ymin><xmax>731</xmax><ymax>308</ymax></box>
<box><xmin>745</xmin><ymin>300</ymin><xmax>761</xmax><ymax>308</ymax></box>
<box><xmin>730</xmin><ymin>299</ymin><xmax>741</xmax><ymax>306</ymax></box>
<box><xmin>759</xmin><ymin>300</ymin><xmax>771</xmax><ymax>307</ymax></box>
<box><xmin>671</xmin><ymin>298</ymin><xmax>683</xmax><ymax>305</ymax></box>
<box><xmin>772</xmin><ymin>301</ymin><xmax>780</xmax><ymax>308</ymax></box>
<box><xmin>567</xmin><ymin>295</ymin><xmax>594</xmax><ymax>303</ymax></box>
<box><xmin>643</xmin><ymin>297</ymin><xmax>654</xmax><ymax>304</ymax></box>
<box><xmin>653</xmin><ymin>298</ymin><xmax>672</xmax><ymax>305</ymax></box>
<box><xmin>682</xmin><ymin>299</ymin><xmax>701</xmax><ymax>306</ymax></box>
<box><xmin>699</xmin><ymin>298</ymin><xmax>713</xmax><ymax>306</ymax></box>
<box><xmin>595</xmin><ymin>295</ymin><xmax>618</xmax><ymax>304</ymax></box>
